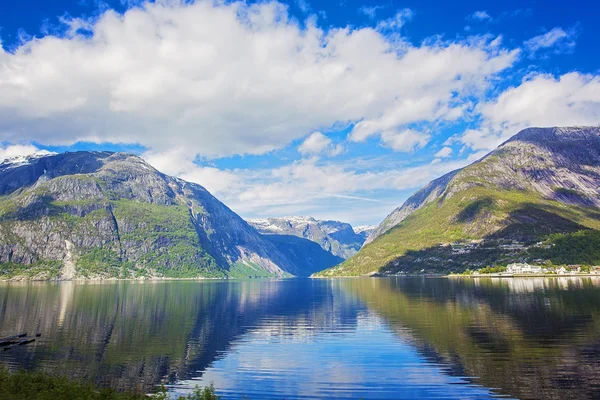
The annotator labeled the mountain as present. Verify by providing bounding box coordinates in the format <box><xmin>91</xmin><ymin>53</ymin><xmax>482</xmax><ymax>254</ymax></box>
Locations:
<box><xmin>319</xmin><ymin>126</ymin><xmax>600</xmax><ymax>276</ymax></box>
<box><xmin>0</xmin><ymin>151</ymin><xmax>304</xmax><ymax>280</ymax></box>
<box><xmin>248</xmin><ymin>216</ymin><xmax>368</xmax><ymax>259</ymax></box>
<box><xmin>354</xmin><ymin>225</ymin><xmax>377</xmax><ymax>241</ymax></box>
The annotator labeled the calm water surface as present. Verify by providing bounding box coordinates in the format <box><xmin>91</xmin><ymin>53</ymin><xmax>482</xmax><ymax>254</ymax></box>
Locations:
<box><xmin>1</xmin><ymin>277</ymin><xmax>600</xmax><ymax>399</ymax></box>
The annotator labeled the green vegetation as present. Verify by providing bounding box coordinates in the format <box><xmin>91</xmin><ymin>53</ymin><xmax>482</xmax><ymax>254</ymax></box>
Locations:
<box><xmin>111</xmin><ymin>200</ymin><xmax>224</xmax><ymax>278</ymax></box>
<box><xmin>76</xmin><ymin>247</ymin><xmax>136</xmax><ymax>278</ymax></box>
<box><xmin>0</xmin><ymin>153</ymin><xmax>289</xmax><ymax>280</ymax></box>
<box><xmin>533</xmin><ymin>230</ymin><xmax>600</xmax><ymax>265</ymax></box>
<box><xmin>0</xmin><ymin>368</ymin><xmax>221</xmax><ymax>400</ymax></box>
<box><xmin>318</xmin><ymin>186</ymin><xmax>600</xmax><ymax>276</ymax></box>
<box><xmin>0</xmin><ymin>195</ymin><xmax>229</xmax><ymax>279</ymax></box>
<box><xmin>476</xmin><ymin>265</ymin><xmax>507</xmax><ymax>274</ymax></box>
<box><xmin>0</xmin><ymin>260</ymin><xmax>62</xmax><ymax>279</ymax></box>
<box><xmin>228</xmin><ymin>261</ymin><xmax>279</xmax><ymax>278</ymax></box>
<box><xmin>458</xmin><ymin>266</ymin><xmax>507</xmax><ymax>275</ymax></box>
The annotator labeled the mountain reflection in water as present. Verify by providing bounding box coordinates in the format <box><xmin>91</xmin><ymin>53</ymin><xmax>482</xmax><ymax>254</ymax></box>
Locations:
<box><xmin>1</xmin><ymin>277</ymin><xmax>599</xmax><ymax>399</ymax></box>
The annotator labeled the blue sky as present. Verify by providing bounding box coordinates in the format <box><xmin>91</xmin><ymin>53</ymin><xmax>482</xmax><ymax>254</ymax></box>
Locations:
<box><xmin>1</xmin><ymin>0</ymin><xmax>599</xmax><ymax>225</ymax></box>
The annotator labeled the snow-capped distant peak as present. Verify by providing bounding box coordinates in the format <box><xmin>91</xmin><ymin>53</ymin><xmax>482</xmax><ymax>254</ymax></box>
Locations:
<box><xmin>354</xmin><ymin>225</ymin><xmax>377</xmax><ymax>234</ymax></box>
<box><xmin>285</xmin><ymin>216</ymin><xmax>317</xmax><ymax>224</ymax></box>
<box><xmin>0</xmin><ymin>150</ymin><xmax>56</xmax><ymax>168</ymax></box>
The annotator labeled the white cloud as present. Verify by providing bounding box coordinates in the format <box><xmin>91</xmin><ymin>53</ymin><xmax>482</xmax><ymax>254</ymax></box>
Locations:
<box><xmin>460</xmin><ymin>72</ymin><xmax>600</xmax><ymax>150</ymax></box>
<box><xmin>435</xmin><ymin>146</ymin><xmax>452</xmax><ymax>158</ymax></box>
<box><xmin>467</xmin><ymin>11</ymin><xmax>491</xmax><ymax>21</ymax></box>
<box><xmin>297</xmin><ymin>131</ymin><xmax>345</xmax><ymax>157</ymax></box>
<box><xmin>5</xmin><ymin>0</ymin><xmax>595</xmax><ymax>226</ymax></box>
<box><xmin>296</xmin><ymin>0</ymin><xmax>311</xmax><ymax>14</ymax></box>
<box><xmin>298</xmin><ymin>131</ymin><xmax>331</xmax><ymax>155</ymax></box>
<box><xmin>142</xmin><ymin>148</ymin><xmax>240</xmax><ymax>195</ymax></box>
<box><xmin>348</xmin><ymin>37</ymin><xmax>518</xmax><ymax>146</ymax></box>
<box><xmin>226</xmin><ymin>155</ymin><xmax>475</xmax><ymax>217</ymax></box>
<box><xmin>376</xmin><ymin>8</ymin><xmax>414</xmax><ymax>30</ymax></box>
<box><xmin>0</xmin><ymin>144</ymin><xmax>42</xmax><ymax>162</ymax></box>
<box><xmin>0</xmin><ymin>1</ymin><xmax>518</xmax><ymax>162</ymax></box>
<box><xmin>359</xmin><ymin>5</ymin><xmax>384</xmax><ymax>19</ymax></box>
<box><xmin>380</xmin><ymin>129</ymin><xmax>430</xmax><ymax>152</ymax></box>
<box><xmin>329</xmin><ymin>143</ymin><xmax>345</xmax><ymax>156</ymax></box>
<box><xmin>524</xmin><ymin>26</ymin><xmax>578</xmax><ymax>54</ymax></box>
<box><xmin>141</xmin><ymin>146</ymin><xmax>480</xmax><ymax>224</ymax></box>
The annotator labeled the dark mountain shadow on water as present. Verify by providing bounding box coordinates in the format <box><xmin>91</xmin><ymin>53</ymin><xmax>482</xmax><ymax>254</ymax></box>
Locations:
<box><xmin>342</xmin><ymin>277</ymin><xmax>600</xmax><ymax>400</ymax></box>
<box><xmin>0</xmin><ymin>280</ymin><xmax>362</xmax><ymax>393</ymax></box>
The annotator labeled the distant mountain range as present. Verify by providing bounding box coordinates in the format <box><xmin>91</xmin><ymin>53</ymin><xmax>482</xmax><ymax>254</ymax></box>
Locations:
<box><xmin>319</xmin><ymin>126</ymin><xmax>600</xmax><ymax>276</ymax></box>
<box><xmin>248</xmin><ymin>217</ymin><xmax>374</xmax><ymax>274</ymax></box>
<box><xmin>249</xmin><ymin>217</ymin><xmax>374</xmax><ymax>259</ymax></box>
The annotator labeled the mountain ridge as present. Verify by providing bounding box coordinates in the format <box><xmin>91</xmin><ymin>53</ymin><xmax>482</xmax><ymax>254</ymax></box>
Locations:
<box><xmin>319</xmin><ymin>126</ymin><xmax>600</xmax><ymax>276</ymax></box>
<box><xmin>0</xmin><ymin>151</ymin><xmax>305</xmax><ymax>280</ymax></box>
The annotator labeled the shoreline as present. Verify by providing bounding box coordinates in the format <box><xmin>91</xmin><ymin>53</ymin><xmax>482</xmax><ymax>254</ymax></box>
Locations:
<box><xmin>4</xmin><ymin>273</ymin><xmax>599</xmax><ymax>282</ymax></box>
<box><xmin>0</xmin><ymin>276</ymin><xmax>292</xmax><ymax>283</ymax></box>
<box><xmin>447</xmin><ymin>273</ymin><xmax>600</xmax><ymax>278</ymax></box>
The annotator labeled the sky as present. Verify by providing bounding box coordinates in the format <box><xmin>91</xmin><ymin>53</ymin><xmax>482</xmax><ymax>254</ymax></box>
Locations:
<box><xmin>1</xmin><ymin>0</ymin><xmax>599</xmax><ymax>226</ymax></box>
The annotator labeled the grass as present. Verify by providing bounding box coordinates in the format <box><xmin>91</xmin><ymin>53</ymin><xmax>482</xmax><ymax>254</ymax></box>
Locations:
<box><xmin>0</xmin><ymin>367</ymin><xmax>221</xmax><ymax>400</ymax></box>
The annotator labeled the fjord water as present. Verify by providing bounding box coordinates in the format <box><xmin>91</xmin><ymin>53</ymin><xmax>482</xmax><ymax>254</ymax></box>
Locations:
<box><xmin>1</xmin><ymin>278</ymin><xmax>600</xmax><ymax>399</ymax></box>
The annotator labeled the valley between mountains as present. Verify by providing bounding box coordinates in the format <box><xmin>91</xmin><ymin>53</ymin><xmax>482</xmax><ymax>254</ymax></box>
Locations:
<box><xmin>1</xmin><ymin>126</ymin><xmax>600</xmax><ymax>280</ymax></box>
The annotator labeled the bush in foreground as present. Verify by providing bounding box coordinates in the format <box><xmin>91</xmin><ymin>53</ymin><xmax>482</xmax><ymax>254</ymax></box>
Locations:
<box><xmin>0</xmin><ymin>368</ymin><xmax>220</xmax><ymax>400</ymax></box>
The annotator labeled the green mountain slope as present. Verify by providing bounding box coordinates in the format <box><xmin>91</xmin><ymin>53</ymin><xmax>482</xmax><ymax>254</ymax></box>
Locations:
<box><xmin>0</xmin><ymin>151</ymin><xmax>301</xmax><ymax>280</ymax></box>
<box><xmin>317</xmin><ymin>127</ymin><xmax>600</xmax><ymax>276</ymax></box>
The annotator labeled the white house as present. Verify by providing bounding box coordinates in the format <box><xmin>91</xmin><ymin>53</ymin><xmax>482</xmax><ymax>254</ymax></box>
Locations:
<box><xmin>557</xmin><ymin>266</ymin><xmax>568</xmax><ymax>275</ymax></box>
<box><xmin>506</xmin><ymin>263</ymin><xmax>543</xmax><ymax>274</ymax></box>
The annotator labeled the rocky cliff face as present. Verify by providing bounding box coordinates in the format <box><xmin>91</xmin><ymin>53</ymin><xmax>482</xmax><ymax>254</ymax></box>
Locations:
<box><xmin>248</xmin><ymin>216</ymin><xmax>367</xmax><ymax>259</ymax></box>
<box><xmin>321</xmin><ymin>126</ymin><xmax>600</xmax><ymax>276</ymax></box>
<box><xmin>0</xmin><ymin>151</ymin><xmax>301</xmax><ymax>279</ymax></box>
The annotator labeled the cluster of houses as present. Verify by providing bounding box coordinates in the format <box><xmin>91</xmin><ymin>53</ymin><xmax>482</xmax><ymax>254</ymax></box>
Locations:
<box><xmin>492</xmin><ymin>263</ymin><xmax>600</xmax><ymax>275</ymax></box>
<box><xmin>448</xmin><ymin>239</ymin><xmax>540</xmax><ymax>256</ymax></box>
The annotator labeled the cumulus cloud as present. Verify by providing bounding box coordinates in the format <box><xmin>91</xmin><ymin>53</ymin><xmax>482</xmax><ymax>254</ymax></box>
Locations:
<box><xmin>380</xmin><ymin>129</ymin><xmax>430</xmax><ymax>152</ymax></box>
<box><xmin>347</xmin><ymin>36</ymin><xmax>518</xmax><ymax>146</ymax></box>
<box><xmin>298</xmin><ymin>132</ymin><xmax>331</xmax><ymax>155</ymax></box>
<box><xmin>297</xmin><ymin>131</ymin><xmax>345</xmax><ymax>157</ymax></box>
<box><xmin>0</xmin><ymin>1</ymin><xmax>517</xmax><ymax>160</ymax></box>
<box><xmin>224</xmin><ymin>154</ymin><xmax>478</xmax><ymax>217</ymax></box>
<box><xmin>524</xmin><ymin>26</ymin><xmax>578</xmax><ymax>54</ymax></box>
<box><xmin>435</xmin><ymin>146</ymin><xmax>452</xmax><ymax>158</ymax></box>
<box><xmin>375</xmin><ymin>8</ymin><xmax>414</xmax><ymax>30</ymax></box>
<box><xmin>142</xmin><ymin>148</ymin><xmax>241</xmax><ymax>195</ymax></box>
<box><xmin>467</xmin><ymin>11</ymin><xmax>491</xmax><ymax>22</ymax></box>
<box><xmin>5</xmin><ymin>0</ymin><xmax>595</xmax><ymax>224</ymax></box>
<box><xmin>0</xmin><ymin>144</ymin><xmax>43</xmax><ymax>162</ymax></box>
<box><xmin>460</xmin><ymin>72</ymin><xmax>600</xmax><ymax>150</ymax></box>
<box><xmin>359</xmin><ymin>5</ymin><xmax>385</xmax><ymax>19</ymax></box>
